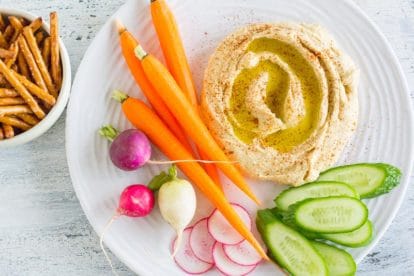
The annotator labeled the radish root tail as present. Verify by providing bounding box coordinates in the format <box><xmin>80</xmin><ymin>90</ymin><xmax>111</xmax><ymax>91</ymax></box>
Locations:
<box><xmin>147</xmin><ymin>159</ymin><xmax>237</xmax><ymax>165</ymax></box>
<box><xmin>100</xmin><ymin>213</ymin><xmax>121</xmax><ymax>276</ymax></box>
<box><xmin>172</xmin><ymin>231</ymin><xmax>183</xmax><ymax>257</ymax></box>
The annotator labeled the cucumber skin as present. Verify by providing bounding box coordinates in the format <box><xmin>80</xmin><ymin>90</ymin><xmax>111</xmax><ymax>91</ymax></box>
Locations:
<box><xmin>273</xmin><ymin>207</ymin><xmax>374</xmax><ymax>247</ymax></box>
<box><xmin>257</xmin><ymin>209</ymin><xmax>328</xmax><ymax>276</ymax></box>
<box><xmin>284</xmin><ymin>197</ymin><xmax>368</xmax><ymax>234</ymax></box>
<box><xmin>274</xmin><ymin>181</ymin><xmax>359</xmax><ymax>211</ymax></box>
<box><xmin>311</xmin><ymin>241</ymin><xmax>356</xmax><ymax>276</ymax></box>
<box><xmin>320</xmin><ymin>220</ymin><xmax>374</xmax><ymax>248</ymax></box>
<box><xmin>318</xmin><ymin>163</ymin><xmax>402</xmax><ymax>199</ymax></box>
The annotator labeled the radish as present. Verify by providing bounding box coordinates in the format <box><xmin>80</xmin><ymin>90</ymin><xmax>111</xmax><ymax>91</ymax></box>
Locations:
<box><xmin>208</xmin><ymin>204</ymin><xmax>251</xmax><ymax>245</ymax></box>
<box><xmin>99</xmin><ymin>125</ymin><xmax>237</xmax><ymax>171</ymax></box>
<box><xmin>223</xmin><ymin>240</ymin><xmax>262</xmax><ymax>266</ymax></box>
<box><xmin>158</xmin><ymin>166</ymin><xmax>197</xmax><ymax>256</ymax></box>
<box><xmin>100</xmin><ymin>184</ymin><xmax>155</xmax><ymax>274</ymax></box>
<box><xmin>173</xmin><ymin>227</ymin><xmax>214</xmax><ymax>274</ymax></box>
<box><xmin>190</xmin><ymin>218</ymin><xmax>216</xmax><ymax>264</ymax></box>
<box><xmin>213</xmin><ymin>242</ymin><xmax>258</xmax><ymax>276</ymax></box>
<box><xmin>99</xmin><ymin>125</ymin><xmax>151</xmax><ymax>171</ymax></box>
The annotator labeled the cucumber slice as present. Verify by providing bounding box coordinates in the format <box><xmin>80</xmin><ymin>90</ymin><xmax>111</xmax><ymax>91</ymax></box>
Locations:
<box><xmin>318</xmin><ymin>163</ymin><xmax>401</xmax><ymax>198</ymax></box>
<box><xmin>320</xmin><ymin>220</ymin><xmax>374</xmax><ymax>248</ymax></box>
<box><xmin>275</xmin><ymin>181</ymin><xmax>359</xmax><ymax>211</ymax></box>
<box><xmin>311</xmin><ymin>241</ymin><xmax>356</xmax><ymax>276</ymax></box>
<box><xmin>256</xmin><ymin>209</ymin><xmax>328</xmax><ymax>276</ymax></box>
<box><xmin>287</xmin><ymin>197</ymin><xmax>368</xmax><ymax>233</ymax></box>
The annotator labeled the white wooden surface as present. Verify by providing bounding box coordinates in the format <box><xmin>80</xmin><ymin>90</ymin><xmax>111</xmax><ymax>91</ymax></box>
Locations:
<box><xmin>0</xmin><ymin>0</ymin><xmax>413</xmax><ymax>275</ymax></box>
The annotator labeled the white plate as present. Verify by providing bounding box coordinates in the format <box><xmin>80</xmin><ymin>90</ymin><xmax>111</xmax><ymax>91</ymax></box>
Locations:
<box><xmin>66</xmin><ymin>0</ymin><xmax>414</xmax><ymax>274</ymax></box>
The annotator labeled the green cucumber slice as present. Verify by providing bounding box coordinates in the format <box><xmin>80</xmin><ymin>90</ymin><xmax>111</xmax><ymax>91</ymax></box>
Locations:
<box><xmin>318</xmin><ymin>163</ymin><xmax>401</xmax><ymax>198</ymax></box>
<box><xmin>311</xmin><ymin>241</ymin><xmax>356</xmax><ymax>276</ymax></box>
<box><xmin>275</xmin><ymin>181</ymin><xmax>359</xmax><ymax>211</ymax></box>
<box><xmin>320</xmin><ymin>220</ymin><xmax>374</xmax><ymax>248</ymax></box>
<box><xmin>287</xmin><ymin>197</ymin><xmax>368</xmax><ymax>233</ymax></box>
<box><xmin>256</xmin><ymin>209</ymin><xmax>328</xmax><ymax>276</ymax></box>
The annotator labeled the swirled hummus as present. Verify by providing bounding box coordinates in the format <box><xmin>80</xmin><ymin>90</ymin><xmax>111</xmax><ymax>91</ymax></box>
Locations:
<box><xmin>201</xmin><ymin>23</ymin><xmax>359</xmax><ymax>185</ymax></box>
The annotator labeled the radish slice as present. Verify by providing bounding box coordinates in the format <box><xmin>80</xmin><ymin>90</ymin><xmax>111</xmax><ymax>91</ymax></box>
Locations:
<box><xmin>208</xmin><ymin>203</ymin><xmax>251</xmax><ymax>245</ymax></box>
<box><xmin>190</xmin><ymin>218</ymin><xmax>216</xmax><ymax>264</ymax></box>
<box><xmin>173</xmin><ymin>227</ymin><xmax>214</xmax><ymax>274</ymax></box>
<box><xmin>213</xmin><ymin>242</ymin><xmax>257</xmax><ymax>276</ymax></box>
<box><xmin>223</xmin><ymin>240</ymin><xmax>262</xmax><ymax>266</ymax></box>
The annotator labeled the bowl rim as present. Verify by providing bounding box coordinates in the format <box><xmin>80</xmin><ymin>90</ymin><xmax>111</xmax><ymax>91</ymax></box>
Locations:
<box><xmin>0</xmin><ymin>7</ymin><xmax>71</xmax><ymax>148</ymax></box>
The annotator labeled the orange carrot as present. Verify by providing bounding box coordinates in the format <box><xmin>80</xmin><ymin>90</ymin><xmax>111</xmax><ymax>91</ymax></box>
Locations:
<box><xmin>150</xmin><ymin>0</ymin><xmax>222</xmax><ymax>189</ymax></box>
<box><xmin>150</xmin><ymin>0</ymin><xmax>197</xmax><ymax>107</ymax></box>
<box><xmin>117</xmin><ymin>22</ymin><xmax>192</xmax><ymax>152</ymax></box>
<box><xmin>115</xmin><ymin>93</ymin><xmax>268</xmax><ymax>260</ymax></box>
<box><xmin>134</xmin><ymin>45</ymin><xmax>260</xmax><ymax>205</ymax></box>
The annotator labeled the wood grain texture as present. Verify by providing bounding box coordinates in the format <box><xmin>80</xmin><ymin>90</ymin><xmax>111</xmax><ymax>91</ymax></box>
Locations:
<box><xmin>0</xmin><ymin>0</ymin><xmax>413</xmax><ymax>275</ymax></box>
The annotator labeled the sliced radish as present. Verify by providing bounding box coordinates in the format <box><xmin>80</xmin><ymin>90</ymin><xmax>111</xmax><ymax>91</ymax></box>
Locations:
<box><xmin>173</xmin><ymin>227</ymin><xmax>214</xmax><ymax>274</ymax></box>
<box><xmin>190</xmin><ymin>218</ymin><xmax>216</xmax><ymax>264</ymax></box>
<box><xmin>213</xmin><ymin>242</ymin><xmax>257</xmax><ymax>276</ymax></box>
<box><xmin>208</xmin><ymin>203</ymin><xmax>251</xmax><ymax>245</ymax></box>
<box><xmin>223</xmin><ymin>240</ymin><xmax>262</xmax><ymax>266</ymax></box>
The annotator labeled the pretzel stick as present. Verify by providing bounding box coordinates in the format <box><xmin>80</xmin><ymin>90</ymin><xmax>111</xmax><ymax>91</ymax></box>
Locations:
<box><xmin>17</xmin><ymin>51</ymin><xmax>30</xmax><ymax>79</ymax></box>
<box><xmin>0</xmin><ymin>116</ymin><xmax>31</xmax><ymax>130</ymax></box>
<box><xmin>3</xmin><ymin>25</ymin><xmax>13</xmax><ymax>42</ymax></box>
<box><xmin>35</xmin><ymin>31</ymin><xmax>44</xmax><ymax>45</ymax></box>
<box><xmin>41</xmin><ymin>37</ymin><xmax>51</xmax><ymax>69</ymax></box>
<box><xmin>0</xmin><ymin>88</ymin><xmax>18</xmax><ymax>97</ymax></box>
<box><xmin>0</xmin><ymin>31</ymin><xmax>7</xmax><ymax>48</ymax></box>
<box><xmin>16</xmin><ymin>113</ymin><xmax>39</xmax><ymax>125</ymax></box>
<box><xmin>0</xmin><ymin>14</ymin><xmax>5</xmax><ymax>32</ymax></box>
<box><xmin>0</xmin><ymin>105</ymin><xmax>32</xmax><ymax>116</ymax></box>
<box><xmin>50</xmin><ymin>12</ymin><xmax>61</xmax><ymax>90</ymax></box>
<box><xmin>0</xmin><ymin>97</ymin><xmax>25</xmax><ymax>106</ymax></box>
<box><xmin>0</xmin><ymin>47</ymin><xmax>15</xmax><ymax>59</ymax></box>
<box><xmin>23</xmin><ymin>27</ymin><xmax>57</xmax><ymax>97</ymax></box>
<box><xmin>0</xmin><ymin>59</ymin><xmax>45</xmax><ymax>119</ymax></box>
<box><xmin>29</xmin><ymin>17</ymin><xmax>42</xmax><ymax>32</ymax></box>
<box><xmin>13</xmin><ymin>71</ymin><xmax>56</xmax><ymax>106</ymax></box>
<box><xmin>9</xmin><ymin>16</ymin><xmax>24</xmax><ymax>43</ymax></box>
<box><xmin>2</xmin><ymin>123</ymin><xmax>14</xmax><ymax>138</ymax></box>
<box><xmin>18</xmin><ymin>36</ymin><xmax>47</xmax><ymax>92</ymax></box>
<box><xmin>5</xmin><ymin>42</ymin><xmax>19</xmax><ymax>67</ymax></box>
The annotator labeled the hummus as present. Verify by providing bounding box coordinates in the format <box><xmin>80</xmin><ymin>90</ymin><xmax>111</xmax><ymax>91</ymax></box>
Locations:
<box><xmin>201</xmin><ymin>23</ymin><xmax>359</xmax><ymax>185</ymax></box>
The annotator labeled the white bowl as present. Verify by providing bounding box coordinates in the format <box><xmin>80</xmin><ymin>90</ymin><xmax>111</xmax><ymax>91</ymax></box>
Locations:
<box><xmin>0</xmin><ymin>8</ymin><xmax>71</xmax><ymax>148</ymax></box>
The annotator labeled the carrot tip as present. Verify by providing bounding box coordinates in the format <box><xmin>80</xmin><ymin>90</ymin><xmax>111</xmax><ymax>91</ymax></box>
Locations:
<box><xmin>114</xmin><ymin>19</ymin><xmax>126</xmax><ymax>35</ymax></box>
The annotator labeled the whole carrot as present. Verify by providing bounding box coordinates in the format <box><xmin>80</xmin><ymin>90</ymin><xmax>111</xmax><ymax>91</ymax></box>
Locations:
<box><xmin>113</xmin><ymin>92</ymin><xmax>268</xmax><ymax>260</ymax></box>
<box><xmin>150</xmin><ymin>0</ymin><xmax>222</xmax><ymax>189</ymax></box>
<box><xmin>150</xmin><ymin>0</ymin><xmax>197</xmax><ymax>106</ymax></box>
<box><xmin>134</xmin><ymin>45</ymin><xmax>260</xmax><ymax>205</ymax></box>
<box><xmin>116</xmin><ymin>21</ymin><xmax>192</xmax><ymax>152</ymax></box>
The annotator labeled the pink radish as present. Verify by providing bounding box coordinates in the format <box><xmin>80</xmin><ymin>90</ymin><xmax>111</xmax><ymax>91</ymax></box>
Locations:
<box><xmin>173</xmin><ymin>227</ymin><xmax>214</xmax><ymax>274</ymax></box>
<box><xmin>223</xmin><ymin>240</ymin><xmax>262</xmax><ymax>266</ymax></box>
<box><xmin>190</xmin><ymin>218</ymin><xmax>216</xmax><ymax>264</ymax></box>
<box><xmin>213</xmin><ymin>242</ymin><xmax>257</xmax><ymax>276</ymax></box>
<box><xmin>100</xmin><ymin>184</ymin><xmax>155</xmax><ymax>274</ymax></box>
<box><xmin>208</xmin><ymin>204</ymin><xmax>251</xmax><ymax>245</ymax></box>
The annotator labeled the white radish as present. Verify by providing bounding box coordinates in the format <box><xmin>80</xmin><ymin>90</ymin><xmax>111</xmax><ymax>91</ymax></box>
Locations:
<box><xmin>223</xmin><ymin>240</ymin><xmax>262</xmax><ymax>266</ymax></box>
<box><xmin>190</xmin><ymin>218</ymin><xmax>216</xmax><ymax>264</ymax></box>
<box><xmin>213</xmin><ymin>242</ymin><xmax>258</xmax><ymax>276</ymax></box>
<box><xmin>158</xmin><ymin>166</ymin><xmax>197</xmax><ymax>256</ymax></box>
<box><xmin>208</xmin><ymin>204</ymin><xmax>251</xmax><ymax>245</ymax></box>
<box><xmin>173</xmin><ymin>228</ymin><xmax>214</xmax><ymax>274</ymax></box>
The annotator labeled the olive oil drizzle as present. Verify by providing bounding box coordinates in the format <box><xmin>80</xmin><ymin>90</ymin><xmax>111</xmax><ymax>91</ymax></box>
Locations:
<box><xmin>228</xmin><ymin>37</ymin><xmax>322</xmax><ymax>152</ymax></box>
